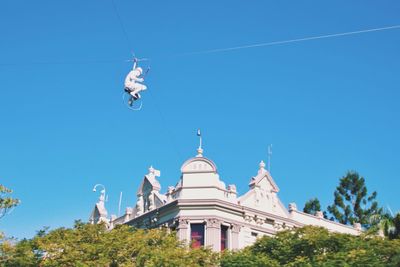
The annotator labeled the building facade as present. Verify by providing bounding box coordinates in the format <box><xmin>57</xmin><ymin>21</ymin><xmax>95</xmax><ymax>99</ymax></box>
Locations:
<box><xmin>90</xmin><ymin>146</ymin><xmax>361</xmax><ymax>252</ymax></box>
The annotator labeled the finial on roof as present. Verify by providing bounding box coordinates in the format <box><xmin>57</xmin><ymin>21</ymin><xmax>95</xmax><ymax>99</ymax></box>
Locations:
<box><xmin>196</xmin><ymin>129</ymin><xmax>203</xmax><ymax>157</ymax></box>
<box><xmin>258</xmin><ymin>160</ymin><xmax>266</xmax><ymax>174</ymax></box>
<box><xmin>196</xmin><ymin>147</ymin><xmax>203</xmax><ymax>157</ymax></box>
<box><xmin>149</xmin><ymin>165</ymin><xmax>155</xmax><ymax>174</ymax></box>
<box><xmin>147</xmin><ymin>166</ymin><xmax>161</xmax><ymax>178</ymax></box>
<box><xmin>259</xmin><ymin>160</ymin><xmax>266</xmax><ymax>170</ymax></box>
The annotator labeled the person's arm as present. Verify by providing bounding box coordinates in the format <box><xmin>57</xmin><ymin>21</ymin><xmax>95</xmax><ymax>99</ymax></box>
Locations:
<box><xmin>132</xmin><ymin>75</ymin><xmax>144</xmax><ymax>82</ymax></box>
<box><xmin>132</xmin><ymin>58</ymin><xmax>137</xmax><ymax>70</ymax></box>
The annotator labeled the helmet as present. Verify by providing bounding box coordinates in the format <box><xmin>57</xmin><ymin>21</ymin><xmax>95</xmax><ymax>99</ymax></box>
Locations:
<box><xmin>136</xmin><ymin>67</ymin><xmax>143</xmax><ymax>74</ymax></box>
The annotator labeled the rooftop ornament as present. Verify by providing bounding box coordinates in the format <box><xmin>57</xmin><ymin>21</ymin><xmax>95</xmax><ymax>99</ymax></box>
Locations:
<box><xmin>196</xmin><ymin>129</ymin><xmax>203</xmax><ymax>157</ymax></box>
<box><xmin>92</xmin><ymin>184</ymin><xmax>106</xmax><ymax>203</ymax></box>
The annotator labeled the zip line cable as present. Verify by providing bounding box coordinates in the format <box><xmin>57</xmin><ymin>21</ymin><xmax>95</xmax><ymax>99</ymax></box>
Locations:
<box><xmin>110</xmin><ymin>0</ymin><xmax>133</xmax><ymax>53</ymax></box>
<box><xmin>146</xmin><ymin>87</ymin><xmax>184</xmax><ymax>160</ymax></box>
<box><xmin>0</xmin><ymin>58</ymin><xmax>124</xmax><ymax>67</ymax></box>
<box><xmin>178</xmin><ymin>24</ymin><xmax>400</xmax><ymax>56</ymax></box>
<box><xmin>1</xmin><ymin>24</ymin><xmax>399</xmax><ymax>66</ymax></box>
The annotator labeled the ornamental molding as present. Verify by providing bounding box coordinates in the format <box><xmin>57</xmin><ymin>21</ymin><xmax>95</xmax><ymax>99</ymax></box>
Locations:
<box><xmin>206</xmin><ymin>218</ymin><xmax>221</xmax><ymax>228</ymax></box>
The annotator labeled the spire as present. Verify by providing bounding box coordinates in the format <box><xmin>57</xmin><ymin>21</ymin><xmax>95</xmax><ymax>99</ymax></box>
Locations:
<box><xmin>196</xmin><ymin>129</ymin><xmax>203</xmax><ymax>157</ymax></box>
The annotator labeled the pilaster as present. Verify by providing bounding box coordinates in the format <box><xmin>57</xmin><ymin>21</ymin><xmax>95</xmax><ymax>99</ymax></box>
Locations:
<box><xmin>206</xmin><ymin>218</ymin><xmax>221</xmax><ymax>251</ymax></box>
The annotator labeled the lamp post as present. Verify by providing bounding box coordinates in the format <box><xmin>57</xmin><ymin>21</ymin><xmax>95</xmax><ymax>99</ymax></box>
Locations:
<box><xmin>92</xmin><ymin>184</ymin><xmax>106</xmax><ymax>203</ymax></box>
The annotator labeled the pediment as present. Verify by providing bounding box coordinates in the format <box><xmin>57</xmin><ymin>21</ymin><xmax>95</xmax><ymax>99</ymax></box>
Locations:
<box><xmin>181</xmin><ymin>157</ymin><xmax>217</xmax><ymax>174</ymax></box>
<box><xmin>89</xmin><ymin>202</ymin><xmax>107</xmax><ymax>223</ymax></box>
<box><xmin>137</xmin><ymin>175</ymin><xmax>161</xmax><ymax>195</ymax></box>
<box><xmin>249</xmin><ymin>170</ymin><xmax>279</xmax><ymax>192</ymax></box>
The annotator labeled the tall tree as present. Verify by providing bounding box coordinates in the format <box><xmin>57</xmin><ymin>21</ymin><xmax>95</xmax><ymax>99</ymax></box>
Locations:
<box><xmin>327</xmin><ymin>171</ymin><xmax>381</xmax><ymax>228</ymax></box>
<box><xmin>303</xmin><ymin>198</ymin><xmax>322</xmax><ymax>215</ymax></box>
<box><xmin>0</xmin><ymin>184</ymin><xmax>20</xmax><ymax>219</ymax></box>
<box><xmin>303</xmin><ymin>198</ymin><xmax>328</xmax><ymax>219</ymax></box>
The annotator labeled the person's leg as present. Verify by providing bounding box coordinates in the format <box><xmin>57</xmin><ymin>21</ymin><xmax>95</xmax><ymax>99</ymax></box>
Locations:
<box><xmin>128</xmin><ymin>96</ymin><xmax>134</xmax><ymax>106</ymax></box>
<box><xmin>130</xmin><ymin>84</ymin><xmax>146</xmax><ymax>97</ymax></box>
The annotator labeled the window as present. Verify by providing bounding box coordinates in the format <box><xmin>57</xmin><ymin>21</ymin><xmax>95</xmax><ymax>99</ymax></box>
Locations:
<box><xmin>190</xmin><ymin>223</ymin><xmax>204</xmax><ymax>248</ymax></box>
<box><xmin>220</xmin><ymin>225</ymin><xmax>229</xmax><ymax>251</ymax></box>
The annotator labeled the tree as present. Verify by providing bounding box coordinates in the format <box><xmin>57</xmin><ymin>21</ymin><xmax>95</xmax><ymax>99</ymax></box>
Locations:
<box><xmin>0</xmin><ymin>221</ymin><xmax>218</xmax><ymax>266</ymax></box>
<box><xmin>220</xmin><ymin>249</ymin><xmax>279</xmax><ymax>267</ymax></box>
<box><xmin>0</xmin><ymin>184</ymin><xmax>20</xmax><ymax>219</ymax></box>
<box><xmin>391</xmin><ymin>213</ymin><xmax>400</xmax><ymax>239</ymax></box>
<box><xmin>327</xmin><ymin>171</ymin><xmax>382</xmax><ymax>228</ymax></box>
<box><xmin>245</xmin><ymin>226</ymin><xmax>400</xmax><ymax>267</ymax></box>
<box><xmin>381</xmin><ymin>212</ymin><xmax>400</xmax><ymax>240</ymax></box>
<box><xmin>303</xmin><ymin>198</ymin><xmax>327</xmax><ymax>218</ymax></box>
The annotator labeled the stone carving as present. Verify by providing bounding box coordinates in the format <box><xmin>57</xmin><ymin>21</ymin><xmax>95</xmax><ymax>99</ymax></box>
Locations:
<box><xmin>255</xmin><ymin>216</ymin><xmax>264</xmax><ymax>225</ymax></box>
<box><xmin>244</xmin><ymin>214</ymin><xmax>253</xmax><ymax>222</ymax></box>
<box><xmin>288</xmin><ymin>202</ymin><xmax>297</xmax><ymax>212</ymax></box>
<box><xmin>207</xmin><ymin>218</ymin><xmax>221</xmax><ymax>228</ymax></box>
<box><xmin>316</xmin><ymin>211</ymin><xmax>324</xmax><ymax>219</ymax></box>
<box><xmin>273</xmin><ymin>222</ymin><xmax>283</xmax><ymax>231</ymax></box>
<box><xmin>126</xmin><ymin>207</ymin><xmax>133</xmax><ymax>215</ymax></box>
<box><xmin>228</xmin><ymin>184</ymin><xmax>237</xmax><ymax>192</ymax></box>
<box><xmin>177</xmin><ymin>218</ymin><xmax>189</xmax><ymax>229</ymax></box>
<box><xmin>230</xmin><ymin>224</ymin><xmax>241</xmax><ymax>233</ymax></box>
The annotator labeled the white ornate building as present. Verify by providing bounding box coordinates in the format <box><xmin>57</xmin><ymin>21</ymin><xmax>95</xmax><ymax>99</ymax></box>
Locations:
<box><xmin>90</xmin><ymin>145</ymin><xmax>361</xmax><ymax>251</ymax></box>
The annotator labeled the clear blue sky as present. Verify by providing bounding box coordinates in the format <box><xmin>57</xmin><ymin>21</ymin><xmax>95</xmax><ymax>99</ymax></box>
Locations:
<box><xmin>1</xmin><ymin>0</ymin><xmax>399</xmax><ymax>239</ymax></box>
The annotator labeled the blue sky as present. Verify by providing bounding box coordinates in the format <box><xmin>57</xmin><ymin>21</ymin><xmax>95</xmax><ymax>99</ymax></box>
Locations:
<box><xmin>1</xmin><ymin>0</ymin><xmax>399</xmax><ymax>239</ymax></box>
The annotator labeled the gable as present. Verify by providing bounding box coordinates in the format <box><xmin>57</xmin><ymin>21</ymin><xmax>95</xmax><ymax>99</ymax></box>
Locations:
<box><xmin>249</xmin><ymin>171</ymin><xmax>279</xmax><ymax>193</ymax></box>
<box><xmin>137</xmin><ymin>175</ymin><xmax>161</xmax><ymax>195</ymax></box>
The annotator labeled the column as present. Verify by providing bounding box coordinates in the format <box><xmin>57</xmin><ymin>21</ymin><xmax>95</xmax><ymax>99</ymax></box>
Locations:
<box><xmin>177</xmin><ymin>218</ymin><xmax>189</xmax><ymax>244</ymax></box>
<box><xmin>206</xmin><ymin>218</ymin><xmax>221</xmax><ymax>251</ymax></box>
<box><xmin>230</xmin><ymin>224</ymin><xmax>241</xmax><ymax>250</ymax></box>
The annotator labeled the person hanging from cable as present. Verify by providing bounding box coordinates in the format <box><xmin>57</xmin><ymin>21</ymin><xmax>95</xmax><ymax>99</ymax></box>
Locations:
<box><xmin>124</xmin><ymin>58</ymin><xmax>147</xmax><ymax>106</ymax></box>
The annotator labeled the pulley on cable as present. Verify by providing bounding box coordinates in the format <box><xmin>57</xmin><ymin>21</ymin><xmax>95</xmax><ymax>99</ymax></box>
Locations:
<box><xmin>123</xmin><ymin>56</ymin><xmax>150</xmax><ymax>111</ymax></box>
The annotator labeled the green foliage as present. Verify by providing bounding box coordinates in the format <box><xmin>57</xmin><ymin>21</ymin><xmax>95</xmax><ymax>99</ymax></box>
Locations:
<box><xmin>246</xmin><ymin>226</ymin><xmax>400</xmax><ymax>267</ymax></box>
<box><xmin>0</xmin><ymin>234</ymin><xmax>40</xmax><ymax>267</ymax></box>
<box><xmin>303</xmin><ymin>198</ymin><xmax>328</xmax><ymax>219</ymax></box>
<box><xmin>391</xmin><ymin>213</ymin><xmax>400</xmax><ymax>239</ymax></box>
<box><xmin>2</xmin><ymin>223</ymin><xmax>400</xmax><ymax>266</ymax></box>
<box><xmin>0</xmin><ymin>184</ymin><xmax>20</xmax><ymax>219</ymax></box>
<box><xmin>303</xmin><ymin>198</ymin><xmax>322</xmax><ymax>215</ymax></box>
<box><xmin>0</xmin><ymin>221</ymin><xmax>218</xmax><ymax>266</ymax></box>
<box><xmin>377</xmin><ymin>212</ymin><xmax>400</xmax><ymax>240</ymax></box>
<box><xmin>220</xmin><ymin>248</ymin><xmax>279</xmax><ymax>267</ymax></box>
<box><xmin>327</xmin><ymin>171</ymin><xmax>382</xmax><ymax>228</ymax></box>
